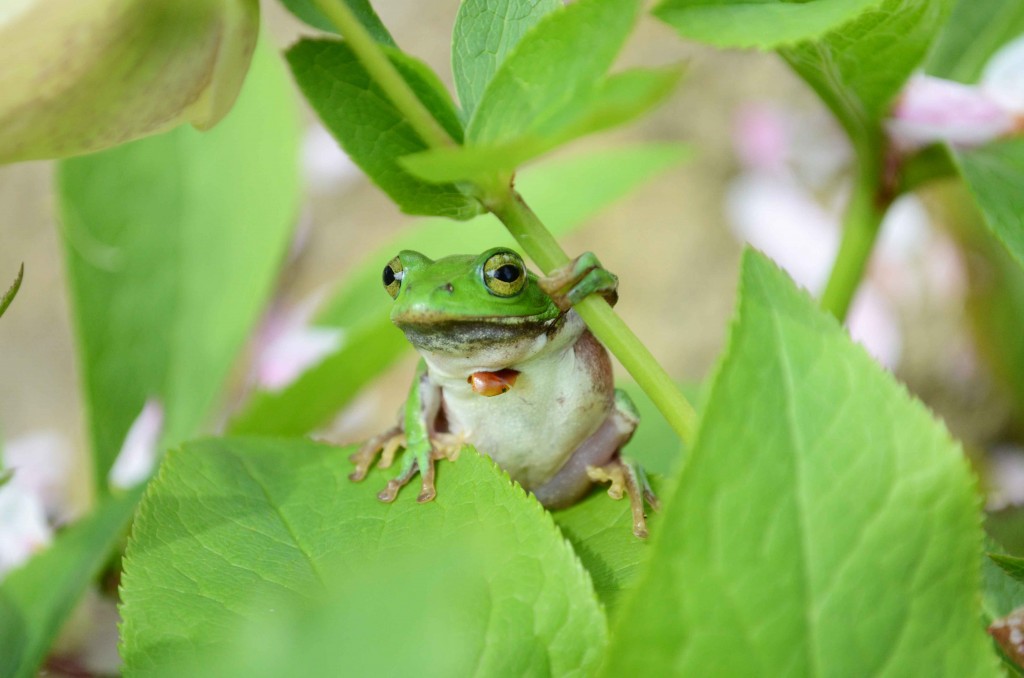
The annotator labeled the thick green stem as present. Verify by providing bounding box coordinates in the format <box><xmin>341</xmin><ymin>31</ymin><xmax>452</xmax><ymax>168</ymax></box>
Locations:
<box><xmin>314</xmin><ymin>0</ymin><xmax>698</xmax><ymax>445</ymax></box>
<box><xmin>311</xmin><ymin>0</ymin><xmax>455</xmax><ymax>149</ymax></box>
<box><xmin>820</xmin><ymin>157</ymin><xmax>889</xmax><ymax>321</ymax></box>
<box><xmin>488</xmin><ymin>191</ymin><xmax>698</xmax><ymax>443</ymax></box>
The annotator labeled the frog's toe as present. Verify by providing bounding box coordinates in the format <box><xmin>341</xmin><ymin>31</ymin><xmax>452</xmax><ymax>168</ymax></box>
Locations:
<box><xmin>539</xmin><ymin>252</ymin><xmax>619</xmax><ymax>311</ymax></box>
<box><xmin>587</xmin><ymin>456</ymin><xmax>659</xmax><ymax>539</ymax></box>
<box><xmin>349</xmin><ymin>427</ymin><xmax>404</xmax><ymax>481</ymax></box>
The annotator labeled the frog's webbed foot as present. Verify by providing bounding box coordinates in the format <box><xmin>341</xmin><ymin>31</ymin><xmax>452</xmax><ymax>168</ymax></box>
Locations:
<box><xmin>356</xmin><ymin>430</ymin><xmax>468</xmax><ymax>504</ymax></box>
<box><xmin>539</xmin><ymin>251</ymin><xmax>618</xmax><ymax>311</ymax></box>
<box><xmin>587</xmin><ymin>457</ymin><xmax>660</xmax><ymax>539</ymax></box>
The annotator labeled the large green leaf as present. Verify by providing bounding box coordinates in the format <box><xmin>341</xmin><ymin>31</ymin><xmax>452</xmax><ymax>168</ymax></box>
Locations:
<box><xmin>276</xmin><ymin>0</ymin><xmax>394</xmax><ymax>44</ymax></box>
<box><xmin>58</xmin><ymin>38</ymin><xmax>300</xmax><ymax>484</ymax></box>
<box><xmin>467</xmin><ymin>0</ymin><xmax>642</xmax><ymax>146</ymax></box>
<box><xmin>452</xmin><ymin>0</ymin><xmax>560</xmax><ymax>120</ymax></box>
<box><xmin>119</xmin><ymin>438</ymin><xmax>606</xmax><ymax>675</ymax></box>
<box><xmin>0</xmin><ymin>263</ymin><xmax>22</xmax><ymax>319</ymax></box>
<box><xmin>780</xmin><ymin>0</ymin><xmax>953</xmax><ymax>146</ymax></box>
<box><xmin>652</xmin><ymin>0</ymin><xmax>881</xmax><ymax>49</ymax></box>
<box><xmin>403</xmin><ymin>67</ymin><xmax>682</xmax><ymax>183</ymax></box>
<box><xmin>0</xmin><ymin>488</ymin><xmax>143</xmax><ymax>678</ymax></box>
<box><xmin>229</xmin><ymin>144</ymin><xmax>689</xmax><ymax>435</ymax></box>
<box><xmin>0</xmin><ymin>0</ymin><xmax>258</xmax><ymax>163</ymax></box>
<box><xmin>927</xmin><ymin>0</ymin><xmax>1024</xmax><ymax>83</ymax></box>
<box><xmin>287</xmin><ymin>39</ymin><xmax>481</xmax><ymax>220</ymax></box>
<box><xmin>603</xmin><ymin>250</ymin><xmax>999</xmax><ymax>676</ymax></box>
<box><xmin>955</xmin><ymin>139</ymin><xmax>1024</xmax><ymax>273</ymax></box>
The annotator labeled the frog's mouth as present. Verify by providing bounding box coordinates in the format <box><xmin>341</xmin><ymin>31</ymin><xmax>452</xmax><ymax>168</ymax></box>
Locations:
<box><xmin>394</xmin><ymin>314</ymin><xmax>561</xmax><ymax>353</ymax></box>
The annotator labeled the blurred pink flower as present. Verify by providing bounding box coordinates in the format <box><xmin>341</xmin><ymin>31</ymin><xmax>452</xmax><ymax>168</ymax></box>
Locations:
<box><xmin>887</xmin><ymin>36</ymin><xmax>1024</xmax><ymax>150</ymax></box>
<box><xmin>303</xmin><ymin>123</ymin><xmax>362</xmax><ymax>194</ymax></box>
<box><xmin>108</xmin><ymin>399</ymin><xmax>164</xmax><ymax>490</ymax></box>
<box><xmin>253</xmin><ymin>292</ymin><xmax>345</xmax><ymax>392</ymax></box>
<box><xmin>0</xmin><ymin>481</ymin><xmax>51</xmax><ymax>580</ymax></box>
<box><xmin>3</xmin><ymin>431</ymin><xmax>76</xmax><ymax>522</ymax></box>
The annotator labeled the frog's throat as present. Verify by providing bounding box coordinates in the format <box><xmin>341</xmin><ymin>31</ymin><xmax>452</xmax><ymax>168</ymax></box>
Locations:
<box><xmin>395</xmin><ymin>314</ymin><xmax>563</xmax><ymax>353</ymax></box>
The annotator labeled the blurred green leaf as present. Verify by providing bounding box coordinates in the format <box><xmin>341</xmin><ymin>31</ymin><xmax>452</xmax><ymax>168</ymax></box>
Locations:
<box><xmin>0</xmin><ymin>488</ymin><xmax>143</xmax><ymax>678</ymax></box>
<box><xmin>0</xmin><ymin>0</ymin><xmax>258</xmax><ymax>164</ymax></box>
<box><xmin>58</xmin><ymin>37</ymin><xmax>300</xmax><ymax>487</ymax></box>
<box><xmin>404</xmin><ymin>67</ymin><xmax>683</xmax><ymax>183</ymax></box>
<box><xmin>780</xmin><ymin>0</ymin><xmax>954</xmax><ymax>147</ymax></box>
<box><xmin>955</xmin><ymin>139</ymin><xmax>1024</xmax><ymax>273</ymax></box>
<box><xmin>452</xmin><ymin>0</ymin><xmax>560</xmax><ymax>120</ymax></box>
<box><xmin>653</xmin><ymin>0</ymin><xmax>881</xmax><ymax>49</ymax></box>
<box><xmin>0</xmin><ymin>263</ymin><xmax>23</xmax><ymax>319</ymax></box>
<box><xmin>603</xmin><ymin>250</ymin><xmax>999</xmax><ymax>676</ymax></box>
<box><xmin>927</xmin><ymin>0</ymin><xmax>1024</xmax><ymax>83</ymax></box>
<box><xmin>276</xmin><ymin>0</ymin><xmax>393</xmax><ymax>44</ymax></box>
<box><xmin>467</xmin><ymin>0</ymin><xmax>641</xmax><ymax>146</ymax></box>
<box><xmin>287</xmin><ymin>39</ymin><xmax>482</xmax><ymax>220</ymax></box>
<box><xmin>991</xmin><ymin>553</ymin><xmax>1024</xmax><ymax>587</ymax></box>
<box><xmin>229</xmin><ymin>144</ymin><xmax>689</xmax><ymax>436</ymax></box>
<box><xmin>120</xmin><ymin>438</ymin><xmax>606</xmax><ymax>675</ymax></box>
<box><xmin>989</xmin><ymin>506</ymin><xmax>1024</xmax><ymax>556</ymax></box>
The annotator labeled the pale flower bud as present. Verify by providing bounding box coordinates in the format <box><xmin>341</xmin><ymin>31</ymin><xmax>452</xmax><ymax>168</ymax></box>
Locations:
<box><xmin>0</xmin><ymin>0</ymin><xmax>259</xmax><ymax>164</ymax></box>
<box><xmin>886</xmin><ymin>75</ymin><xmax>1014</xmax><ymax>150</ymax></box>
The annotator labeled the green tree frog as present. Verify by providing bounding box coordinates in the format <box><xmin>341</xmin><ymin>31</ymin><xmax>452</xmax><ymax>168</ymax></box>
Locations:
<box><xmin>350</xmin><ymin>247</ymin><xmax>659</xmax><ymax>537</ymax></box>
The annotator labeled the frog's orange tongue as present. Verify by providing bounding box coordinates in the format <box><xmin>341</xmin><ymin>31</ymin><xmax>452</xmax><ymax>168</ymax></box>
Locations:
<box><xmin>468</xmin><ymin>369</ymin><xmax>520</xmax><ymax>397</ymax></box>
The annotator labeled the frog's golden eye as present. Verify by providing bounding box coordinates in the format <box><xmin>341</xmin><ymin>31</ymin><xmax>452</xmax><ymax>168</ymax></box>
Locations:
<box><xmin>482</xmin><ymin>251</ymin><xmax>526</xmax><ymax>297</ymax></box>
<box><xmin>383</xmin><ymin>256</ymin><xmax>403</xmax><ymax>299</ymax></box>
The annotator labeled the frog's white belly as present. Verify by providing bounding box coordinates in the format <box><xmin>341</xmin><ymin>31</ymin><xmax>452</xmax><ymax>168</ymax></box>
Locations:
<box><xmin>421</xmin><ymin>326</ymin><xmax>612</xmax><ymax>489</ymax></box>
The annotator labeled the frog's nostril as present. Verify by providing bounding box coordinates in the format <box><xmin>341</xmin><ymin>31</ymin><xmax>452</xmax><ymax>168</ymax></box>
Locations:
<box><xmin>438</xmin><ymin>282</ymin><xmax>454</xmax><ymax>294</ymax></box>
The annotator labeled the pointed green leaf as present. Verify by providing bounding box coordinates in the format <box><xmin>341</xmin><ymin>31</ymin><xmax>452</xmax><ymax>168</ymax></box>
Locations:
<box><xmin>0</xmin><ymin>488</ymin><xmax>143</xmax><ymax>678</ymax></box>
<box><xmin>0</xmin><ymin>0</ymin><xmax>259</xmax><ymax>164</ymax></box>
<box><xmin>467</xmin><ymin>0</ymin><xmax>642</xmax><ymax>146</ymax></box>
<box><xmin>451</xmin><ymin>0</ymin><xmax>560</xmax><ymax>119</ymax></box>
<box><xmin>120</xmin><ymin>439</ymin><xmax>606</xmax><ymax>675</ymax></box>
<box><xmin>0</xmin><ymin>263</ymin><xmax>22</xmax><ymax>319</ymax></box>
<box><xmin>927</xmin><ymin>0</ymin><xmax>1024</xmax><ymax>83</ymax></box>
<box><xmin>404</xmin><ymin>67</ymin><xmax>683</xmax><ymax>183</ymax></box>
<box><xmin>954</xmin><ymin>139</ymin><xmax>1024</xmax><ymax>272</ymax></box>
<box><xmin>603</xmin><ymin>250</ymin><xmax>999</xmax><ymax>676</ymax></box>
<box><xmin>991</xmin><ymin>553</ymin><xmax>1024</xmax><ymax>587</ymax></box>
<box><xmin>287</xmin><ymin>38</ymin><xmax>482</xmax><ymax>220</ymax></box>
<box><xmin>276</xmin><ymin>0</ymin><xmax>394</xmax><ymax>44</ymax></box>
<box><xmin>229</xmin><ymin>145</ymin><xmax>689</xmax><ymax>436</ymax></box>
<box><xmin>58</xmin><ymin>38</ymin><xmax>301</xmax><ymax>486</ymax></box>
<box><xmin>780</xmin><ymin>0</ymin><xmax>954</xmax><ymax>145</ymax></box>
<box><xmin>653</xmin><ymin>0</ymin><xmax>882</xmax><ymax>49</ymax></box>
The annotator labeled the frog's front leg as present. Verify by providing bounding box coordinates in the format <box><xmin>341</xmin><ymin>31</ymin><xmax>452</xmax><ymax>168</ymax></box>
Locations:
<box><xmin>350</xmin><ymin>360</ymin><xmax>460</xmax><ymax>503</ymax></box>
<box><xmin>538</xmin><ymin>251</ymin><xmax>619</xmax><ymax>311</ymax></box>
<box><xmin>533</xmin><ymin>389</ymin><xmax>660</xmax><ymax>538</ymax></box>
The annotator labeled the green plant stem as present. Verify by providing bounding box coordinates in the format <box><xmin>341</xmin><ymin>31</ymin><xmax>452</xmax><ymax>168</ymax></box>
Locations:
<box><xmin>314</xmin><ymin>0</ymin><xmax>697</xmax><ymax>444</ymax></box>
<box><xmin>311</xmin><ymin>0</ymin><xmax>455</xmax><ymax>149</ymax></box>
<box><xmin>820</xmin><ymin>158</ymin><xmax>889</xmax><ymax>321</ymax></box>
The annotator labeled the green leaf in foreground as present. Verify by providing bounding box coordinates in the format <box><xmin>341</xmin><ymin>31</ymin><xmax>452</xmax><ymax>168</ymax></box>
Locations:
<box><xmin>58</xmin><ymin>38</ymin><xmax>300</xmax><ymax>486</ymax></box>
<box><xmin>653</xmin><ymin>0</ymin><xmax>881</xmax><ymax>49</ymax></box>
<box><xmin>603</xmin><ymin>250</ymin><xmax>998</xmax><ymax>676</ymax></box>
<box><xmin>287</xmin><ymin>39</ymin><xmax>481</xmax><ymax>220</ymax></box>
<box><xmin>451</xmin><ymin>0</ymin><xmax>560</xmax><ymax>120</ymax></box>
<box><xmin>467</xmin><ymin>0</ymin><xmax>641</xmax><ymax>146</ymax></box>
<box><xmin>0</xmin><ymin>263</ymin><xmax>23</xmax><ymax>319</ymax></box>
<box><xmin>120</xmin><ymin>438</ymin><xmax>606</xmax><ymax>675</ymax></box>
<box><xmin>927</xmin><ymin>0</ymin><xmax>1024</xmax><ymax>83</ymax></box>
<box><xmin>780</xmin><ymin>0</ymin><xmax>953</xmax><ymax>145</ymax></box>
<box><xmin>0</xmin><ymin>488</ymin><xmax>143</xmax><ymax>678</ymax></box>
<box><xmin>276</xmin><ymin>0</ymin><xmax>394</xmax><ymax>45</ymax></box>
<box><xmin>955</xmin><ymin>139</ymin><xmax>1024</xmax><ymax>273</ymax></box>
<box><xmin>230</xmin><ymin>144</ymin><xmax>689</xmax><ymax>436</ymax></box>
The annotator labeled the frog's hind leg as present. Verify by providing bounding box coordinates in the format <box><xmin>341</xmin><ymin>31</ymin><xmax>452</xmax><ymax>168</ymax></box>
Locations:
<box><xmin>588</xmin><ymin>456</ymin><xmax>660</xmax><ymax>539</ymax></box>
<box><xmin>349</xmin><ymin>426</ymin><xmax>405</xmax><ymax>481</ymax></box>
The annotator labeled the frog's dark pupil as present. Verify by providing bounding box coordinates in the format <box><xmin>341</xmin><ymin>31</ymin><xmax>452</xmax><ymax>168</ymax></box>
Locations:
<box><xmin>494</xmin><ymin>264</ymin><xmax>520</xmax><ymax>283</ymax></box>
<box><xmin>383</xmin><ymin>266</ymin><xmax>395</xmax><ymax>286</ymax></box>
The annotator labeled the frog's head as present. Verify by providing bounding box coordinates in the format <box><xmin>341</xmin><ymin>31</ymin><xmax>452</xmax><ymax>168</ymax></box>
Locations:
<box><xmin>383</xmin><ymin>248</ymin><xmax>561</xmax><ymax>354</ymax></box>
